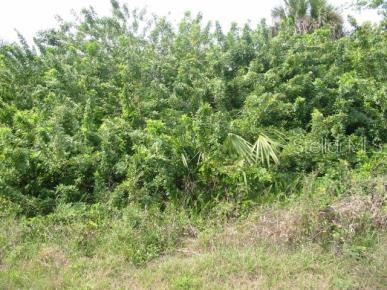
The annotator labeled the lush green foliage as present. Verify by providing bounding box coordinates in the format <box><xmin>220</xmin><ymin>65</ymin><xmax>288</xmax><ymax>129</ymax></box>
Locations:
<box><xmin>0</xmin><ymin>2</ymin><xmax>386</xmax><ymax>288</ymax></box>
<box><xmin>0</xmin><ymin>0</ymin><xmax>386</xmax><ymax>216</ymax></box>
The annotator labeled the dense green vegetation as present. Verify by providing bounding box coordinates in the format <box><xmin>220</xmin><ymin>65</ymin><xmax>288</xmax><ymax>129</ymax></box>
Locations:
<box><xmin>0</xmin><ymin>0</ymin><xmax>385</xmax><ymax>215</ymax></box>
<box><xmin>0</xmin><ymin>0</ymin><xmax>386</xmax><ymax>288</ymax></box>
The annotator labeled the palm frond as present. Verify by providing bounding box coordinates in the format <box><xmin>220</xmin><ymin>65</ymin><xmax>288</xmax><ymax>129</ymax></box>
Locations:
<box><xmin>272</xmin><ymin>0</ymin><xmax>342</xmax><ymax>34</ymax></box>
<box><xmin>252</xmin><ymin>134</ymin><xmax>280</xmax><ymax>168</ymax></box>
<box><xmin>181</xmin><ymin>153</ymin><xmax>189</xmax><ymax>169</ymax></box>
<box><xmin>272</xmin><ymin>7</ymin><xmax>287</xmax><ymax>19</ymax></box>
<box><xmin>225</xmin><ymin>133</ymin><xmax>281</xmax><ymax>167</ymax></box>
<box><xmin>225</xmin><ymin>133</ymin><xmax>255</xmax><ymax>164</ymax></box>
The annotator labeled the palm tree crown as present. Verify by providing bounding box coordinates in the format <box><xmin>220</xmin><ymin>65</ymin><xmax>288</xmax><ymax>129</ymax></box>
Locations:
<box><xmin>272</xmin><ymin>0</ymin><xmax>343</xmax><ymax>35</ymax></box>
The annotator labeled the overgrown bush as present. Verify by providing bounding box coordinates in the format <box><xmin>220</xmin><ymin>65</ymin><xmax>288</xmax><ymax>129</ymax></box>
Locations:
<box><xmin>0</xmin><ymin>0</ymin><xmax>385</xmax><ymax>215</ymax></box>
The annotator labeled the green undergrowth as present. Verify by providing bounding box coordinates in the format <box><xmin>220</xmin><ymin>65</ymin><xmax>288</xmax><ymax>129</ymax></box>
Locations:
<box><xmin>1</xmin><ymin>174</ymin><xmax>385</xmax><ymax>289</ymax></box>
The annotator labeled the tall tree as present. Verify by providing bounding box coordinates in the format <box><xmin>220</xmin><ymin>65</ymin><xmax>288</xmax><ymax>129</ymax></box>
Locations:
<box><xmin>272</xmin><ymin>0</ymin><xmax>343</xmax><ymax>35</ymax></box>
<box><xmin>355</xmin><ymin>0</ymin><xmax>387</xmax><ymax>17</ymax></box>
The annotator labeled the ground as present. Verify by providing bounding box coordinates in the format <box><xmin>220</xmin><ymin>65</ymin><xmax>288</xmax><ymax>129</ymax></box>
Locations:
<box><xmin>1</xmin><ymin>178</ymin><xmax>386</xmax><ymax>289</ymax></box>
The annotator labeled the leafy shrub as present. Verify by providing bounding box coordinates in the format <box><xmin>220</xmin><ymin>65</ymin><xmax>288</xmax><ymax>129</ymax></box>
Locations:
<box><xmin>0</xmin><ymin>1</ymin><xmax>385</xmax><ymax>215</ymax></box>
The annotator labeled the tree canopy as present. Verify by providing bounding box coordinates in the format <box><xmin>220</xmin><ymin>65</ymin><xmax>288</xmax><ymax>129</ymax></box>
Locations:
<box><xmin>0</xmin><ymin>0</ymin><xmax>386</xmax><ymax>216</ymax></box>
<box><xmin>272</xmin><ymin>0</ymin><xmax>343</xmax><ymax>36</ymax></box>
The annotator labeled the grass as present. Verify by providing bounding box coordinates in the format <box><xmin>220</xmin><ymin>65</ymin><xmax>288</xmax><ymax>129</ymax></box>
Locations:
<box><xmin>0</xmin><ymin>176</ymin><xmax>386</xmax><ymax>289</ymax></box>
<box><xmin>137</xmin><ymin>237</ymin><xmax>387</xmax><ymax>289</ymax></box>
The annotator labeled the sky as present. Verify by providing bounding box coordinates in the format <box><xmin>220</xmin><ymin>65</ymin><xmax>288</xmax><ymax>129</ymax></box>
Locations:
<box><xmin>0</xmin><ymin>0</ymin><xmax>382</xmax><ymax>43</ymax></box>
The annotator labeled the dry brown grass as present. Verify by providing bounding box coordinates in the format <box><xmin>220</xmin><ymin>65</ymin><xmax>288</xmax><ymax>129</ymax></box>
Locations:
<box><xmin>206</xmin><ymin>205</ymin><xmax>306</xmax><ymax>249</ymax></box>
<box><xmin>195</xmin><ymin>187</ymin><xmax>386</xmax><ymax>254</ymax></box>
<box><xmin>38</xmin><ymin>246</ymin><xmax>69</xmax><ymax>269</ymax></box>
